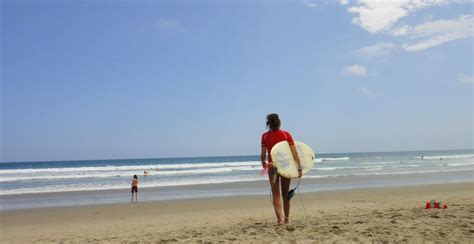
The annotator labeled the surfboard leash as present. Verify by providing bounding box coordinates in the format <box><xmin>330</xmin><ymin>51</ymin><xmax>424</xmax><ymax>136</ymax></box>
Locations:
<box><xmin>296</xmin><ymin>182</ymin><xmax>308</xmax><ymax>222</ymax></box>
<box><xmin>288</xmin><ymin>178</ymin><xmax>307</xmax><ymax>222</ymax></box>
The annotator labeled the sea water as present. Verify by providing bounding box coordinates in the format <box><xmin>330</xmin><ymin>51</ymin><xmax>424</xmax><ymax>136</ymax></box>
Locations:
<box><xmin>0</xmin><ymin>149</ymin><xmax>473</xmax><ymax>210</ymax></box>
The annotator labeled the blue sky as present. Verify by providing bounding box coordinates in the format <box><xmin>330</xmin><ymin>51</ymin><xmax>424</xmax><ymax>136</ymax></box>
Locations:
<box><xmin>1</xmin><ymin>0</ymin><xmax>473</xmax><ymax>162</ymax></box>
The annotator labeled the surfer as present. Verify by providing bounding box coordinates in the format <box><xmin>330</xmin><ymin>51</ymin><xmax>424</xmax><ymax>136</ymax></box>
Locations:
<box><xmin>131</xmin><ymin>175</ymin><xmax>139</xmax><ymax>202</ymax></box>
<box><xmin>260</xmin><ymin>113</ymin><xmax>301</xmax><ymax>225</ymax></box>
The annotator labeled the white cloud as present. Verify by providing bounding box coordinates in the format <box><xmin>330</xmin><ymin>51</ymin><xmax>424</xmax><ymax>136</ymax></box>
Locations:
<box><xmin>457</xmin><ymin>73</ymin><xmax>474</xmax><ymax>84</ymax></box>
<box><xmin>346</xmin><ymin>0</ymin><xmax>451</xmax><ymax>34</ymax></box>
<box><xmin>340</xmin><ymin>0</ymin><xmax>349</xmax><ymax>5</ymax></box>
<box><xmin>343</xmin><ymin>65</ymin><xmax>367</xmax><ymax>76</ymax></box>
<box><xmin>155</xmin><ymin>18</ymin><xmax>182</xmax><ymax>32</ymax></box>
<box><xmin>389</xmin><ymin>25</ymin><xmax>411</xmax><ymax>36</ymax></box>
<box><xmin>357</xmin><ymin>87</ymin><xmax>383</xmax><ymax>97</ymax></box>
<box><xmin>355</xmin><ymin>42</ymin><xmax>397</xmax><ymax>58</ymax></box>
<box><xmin>403</xmin><ymin>15</ymin><xmax>474</xmax><ymax>51</ymax></box>
<box><xmin>341</xmin><ymin>1</ymin><xmax>473</xmax><ymax>52</ymax></box>
<box><xmin>304</xmin><ymin>0</ymin><xmax>317</xmax><ymax>8</ymax></box>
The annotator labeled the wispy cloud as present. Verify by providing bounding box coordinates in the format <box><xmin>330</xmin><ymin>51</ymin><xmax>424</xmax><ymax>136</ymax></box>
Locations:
<box><xmin>457</xmin><ymin>73</ymin><xmax>474</xmax><ymax>84</ymax></box>
<box><xmin>341</xmin><ymin>0</ymin><xmax>473</xmax><ymax>52</ymax></box>
<box><xmin>346</xmin><ymin>0</ymin><xmax>451</xmax><ymax>34</ymax></box>
<box><xmin>342</xmin><ymin>65</ymin><xmax>367</xmax><ymax>76</ymax></box>
<box><xmin>389</xmin><ymin>25</ymin><xmax>410</xmax><ymax>37</ymax></box>
<box><xmin>154</xmin><ymin>18</ymin><xmax>183</xmax><ymax>32</ymax></box>
<box><xmin>357</xmin><ymin>87</ymin><xmax>383</xmax><ymax>98</ymax></box>
<box><xmin>354</xmin><ymin>42</ymin><xmax>397</xmax><ymax>58</ymax></box>
<box><xmin>304</xmin><ymin>0</ymin><xmax>317</xmax><ymax>8</ymax></box>
<box><xmin>402</xmin><ymin>15</ymin><xmax>474</xmax><ymax>52</ymax></box>
<box><xmin>339</xmin><ymin>0</ymin><xmax>349</xmax><ymax>5</ymax></box>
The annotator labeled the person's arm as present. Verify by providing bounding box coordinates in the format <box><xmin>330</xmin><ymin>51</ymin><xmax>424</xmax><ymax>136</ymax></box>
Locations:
<box><xmin>260</xmin><ymin>146</ymin><xmax>267</xmax><ymax>168</ymax></box>
<box><xmin>260</xmin><ymin>133</ymin><xmax>267</xmax><ymax>168</ymax></box>
<box><xmin>289</xmin><ymin>145</ymin><xmax>302</xmax><ymax>178</ymax></box>
<box><xmin>285</xmin><ymin>131</ymin><xmax>302</xmax><ymax>178</ymax></box>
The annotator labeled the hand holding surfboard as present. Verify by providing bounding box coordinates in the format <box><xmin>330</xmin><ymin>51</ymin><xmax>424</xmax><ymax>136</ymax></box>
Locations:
<box><xmin>270</xmin><ymin>141</ymin><xmax>316</xmax><ymax>178</ymax></box>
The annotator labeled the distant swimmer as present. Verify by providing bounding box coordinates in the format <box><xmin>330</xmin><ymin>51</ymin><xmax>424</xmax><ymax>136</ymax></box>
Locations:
<box><xmin>144</xmin><ymin>170</ymin><xmax>149</xmax><ymax>176</ymax></box>
<box><xmin>421</xmin><ymin>155</ymin><xmax>424</xmax><ymax>159</ymax></box>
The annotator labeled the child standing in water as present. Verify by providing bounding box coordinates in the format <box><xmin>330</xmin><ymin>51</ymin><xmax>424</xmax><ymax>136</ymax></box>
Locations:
<box><xmin>131</xmin><ymin>175</ymin><xmax>138</xmax><ymax>202</ymax></box>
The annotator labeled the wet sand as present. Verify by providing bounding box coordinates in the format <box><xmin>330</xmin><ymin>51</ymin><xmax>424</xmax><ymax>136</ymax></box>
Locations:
<box><xmin>1</xmin><ymin>182</ymin><xmax>473</xmax><ymax>243</ymax></box>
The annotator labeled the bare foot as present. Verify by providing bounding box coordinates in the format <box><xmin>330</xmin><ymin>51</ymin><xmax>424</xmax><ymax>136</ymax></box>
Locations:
<box><xmin>284</xmin><ymin>217</ymin><xmax>289</xmax><ymax>224</ymax></box>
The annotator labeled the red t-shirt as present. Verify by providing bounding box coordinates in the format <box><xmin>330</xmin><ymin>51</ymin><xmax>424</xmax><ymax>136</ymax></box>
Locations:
<box><xmin>261</xmin><ymin>129</ymin><xmax>295</xmax><ymax>163</ymax></box>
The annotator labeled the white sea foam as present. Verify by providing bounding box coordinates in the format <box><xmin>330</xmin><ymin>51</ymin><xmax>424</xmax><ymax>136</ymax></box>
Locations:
<box><xmin>314</xmin><ymin>165</ymin><xmax>383</xmax><ymax>171</ymax></box>
<box><xmin>316</xmin><ymin>157</ymin><xmax>350</xmax><ymax>163</ymax></box>
<box><xmin>365</xmin><ymin>166</ymin><xmax>383</xmax><ymax>171</ymax></box>
<box><xmin>2</xmin><ymin>153</ymin><xmax>473</xmax><ymax>196</ymax></box>
<box><xmin>0</xmin><ymin>177</ymin><xmax>265</xmax><ymax>195</ymax></box>
<box><xmin>304</xmin><ymin>168</ymin><xmax>474</xmax><ymax>179</ymax></box>
<box><xmin>446</xmin><ymin>162</ymin><xmax>474</xmax><ymax>167</ymax></box>
<box><xmin>394</xmin><ymin>164</ymin><xmax>421</xmax><ymax>168</ymax></box>
<box><xmin>0</xmin><ymin>161</ymin><xmax>260</xmax><ymax>174</ymax></box>
<box><xmin>0</xmin><ymin>166</ymin><xmax>258</xmax><ymax>182</ymax></box>
<box><xmin>1</xmin><ymin>167</ymin><xmax>473</xmax><ymax>196</ymax></box>
<box><xmin>416</xmin><ymin>154</ymin><xmax>474</xmax><ymax>160</ymax></box>
<box><xmin>360</xmin><ymin>161</ymin><xmax>403</xmax><ymax>165</ymax></box>
<box><xmin>315</xmin><ymin>167</ymin><xmax>338</xmax><ymax>171</ymax></box>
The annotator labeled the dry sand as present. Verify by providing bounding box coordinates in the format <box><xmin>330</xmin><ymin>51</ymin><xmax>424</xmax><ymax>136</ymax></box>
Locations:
<box><xmin>1</xmin><ymin>182</ymin><xmax>473</xmax><ymax>243</ymax></box>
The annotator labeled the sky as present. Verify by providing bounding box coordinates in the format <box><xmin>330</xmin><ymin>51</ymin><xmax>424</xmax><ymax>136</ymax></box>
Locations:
<box><xmin>1</xmin><ymin>0</ymin><xmax>473</xmax><ymax>162</ymax></box>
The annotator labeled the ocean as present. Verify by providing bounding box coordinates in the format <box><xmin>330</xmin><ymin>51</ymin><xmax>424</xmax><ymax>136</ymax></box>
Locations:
<box><xmin>1</xmin><ymin>149</ymin><xmax>473</xmax><ymax>210</ymax></box>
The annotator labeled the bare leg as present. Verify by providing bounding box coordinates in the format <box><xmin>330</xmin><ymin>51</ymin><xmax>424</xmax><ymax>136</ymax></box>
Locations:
<box><xmin>281</xmin><ymin>176</ymin><xmax>291</xmax><ymax>224</ymax></box>
<box><xmin>135</xmin><ymin>192</ymin><xmax>138</xmax><ymax>202</ymax></box>
<box><xmin>268</xmin><ymin>164</ymin><xmax>282</xmax><ymax>224</ymax></box>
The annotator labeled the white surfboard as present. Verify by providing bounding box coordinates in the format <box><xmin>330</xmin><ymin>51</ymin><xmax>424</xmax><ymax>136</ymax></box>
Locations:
<box><xmin>271</xmin><ymin>141</ymin><xmax>316</xmax><ymax>178</ymax></box>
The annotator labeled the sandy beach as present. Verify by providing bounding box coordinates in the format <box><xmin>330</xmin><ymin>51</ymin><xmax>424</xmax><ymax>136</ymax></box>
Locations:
<box><xmin>1</xmin><ymin>182</ymin><xmax>473</xmax><ymax>243</ymax></box>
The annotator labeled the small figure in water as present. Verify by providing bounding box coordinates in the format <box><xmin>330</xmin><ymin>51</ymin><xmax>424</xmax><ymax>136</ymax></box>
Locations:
<box><xmin>421</xmin><ymin>155</ymin><xmax>424</xmax><ymax>159</ymax></box>
<box><xmin>131</xmin><ymin>175</ymin><xmax>139</xmax><ymax>202</ymax></box>
<box><xmin>144</xmin><ymin>170</ymin><xmax>149</xmax><ymax>176</ymax></box>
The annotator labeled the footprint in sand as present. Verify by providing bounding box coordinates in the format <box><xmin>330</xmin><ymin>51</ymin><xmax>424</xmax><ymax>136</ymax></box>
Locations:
<box><xmin>286</xmin><ymin>226</ymin><xmax>296</xmax><ymax>232</ymax></box>
<box><xmin>391</xmin><ymin>214</ymin><xmax>402</xmax><ymax>218</ymax></box>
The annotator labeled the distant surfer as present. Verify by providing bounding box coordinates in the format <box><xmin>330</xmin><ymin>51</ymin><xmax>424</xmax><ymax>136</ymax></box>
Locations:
<box><xmin>260</xmin><ymin>113</ymin><xmax>301</xmax><ymax>225</ymax></box>
<box><xmin>421</xmin><ymin>155</ymin><xmax>424</xmax><ymax>159</ymax></box>
<box><xmin>131</xmin><ymin>175</ymin><xmax>139</xmax><ymax>202</ymax></box>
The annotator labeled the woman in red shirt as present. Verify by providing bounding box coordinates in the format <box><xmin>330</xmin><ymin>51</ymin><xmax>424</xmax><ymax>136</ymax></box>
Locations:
<box><xmin>261</xmin><ymin>113</ymin><xmax>301</xmax><ymax>225</ymax></box>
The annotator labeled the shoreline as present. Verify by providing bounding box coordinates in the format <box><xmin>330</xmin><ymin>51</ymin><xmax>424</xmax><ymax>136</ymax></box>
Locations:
<box><xmin>1</xmin><ymin>182</ymin><xmax>473</xmax><ymax>242</ymax></box>
<box><xmin>1</xmin><ymin>170</ymin><xmax>473</xmax><ymax>211</ymax></box>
